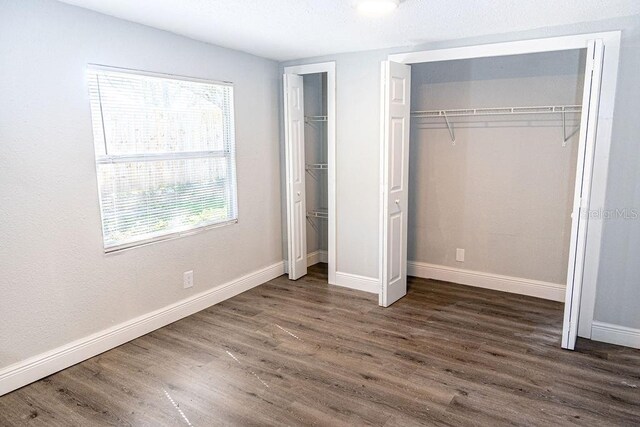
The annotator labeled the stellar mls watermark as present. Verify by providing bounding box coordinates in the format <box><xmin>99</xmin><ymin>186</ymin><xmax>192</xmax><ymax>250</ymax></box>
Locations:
<box><xmin>581</xmin><ymin>207</ymin><xmax>639</xmax><ymax>220</ymax></box>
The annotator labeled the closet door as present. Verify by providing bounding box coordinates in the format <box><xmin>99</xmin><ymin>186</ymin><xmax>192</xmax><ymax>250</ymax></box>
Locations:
<box><xmin>379</xmin><ymin>61</ymin><xmax>411</xmax><ymax>307</ymax></box>
<box><xmin>562</xmin><ymin>40</ymin><xmax>605</xmax><ymax>350</ymax></box>
<box><xmin>284</xmin><ymin>73</ymin><xmax>308</xmax><ymax>280</ymax></box>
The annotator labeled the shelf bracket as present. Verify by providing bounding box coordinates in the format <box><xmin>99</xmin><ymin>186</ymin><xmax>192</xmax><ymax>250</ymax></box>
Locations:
<box><xmin>562</xmin><ymin>110</ymin><xmax>580</xmax><ymax>147</ymax></box>
<box><xmin>306</xmin><ymin>210</ymin><xmax>328</xmax><ymax>220</ymax></box>
<box><xmin>562</xmin><ymin>110</ymin><xmax>567</xmax><ymax>146</ymax></box>
<box><xmin>442</xmin><ymin>111</ymin><xmax>456</xmax><ymax>145</ymax></box>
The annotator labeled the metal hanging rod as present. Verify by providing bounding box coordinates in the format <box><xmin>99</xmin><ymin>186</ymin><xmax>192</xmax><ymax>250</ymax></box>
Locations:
<box><xmin>410</xmin><ymin>104</ymin><xmax>582</xmax><ymax>145</ymax></box>
<box><xmin>305</xmin><ymin>115</ymin><xmax>328</xmax><ymax>123</ymax></box>
<box><xmin>307</xmin><ymin>210</ymin><xmax>328</xmax><ymax>219</ymax></box>
<box><xmin>411</xmin><ymin>105</ymin><xmax>581</xmax><ymax>118</ymax></box>
<box><xmin>306</xmin><ymin>163</ymin><xmax>328</xmax><ymax>170</ymax></box>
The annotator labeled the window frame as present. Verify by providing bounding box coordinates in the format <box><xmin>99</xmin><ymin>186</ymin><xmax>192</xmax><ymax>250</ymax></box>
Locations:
<box><xmin>87</xmin><ymin>64</ymin><xmax>239</xmax><ymax>253</ymax></box>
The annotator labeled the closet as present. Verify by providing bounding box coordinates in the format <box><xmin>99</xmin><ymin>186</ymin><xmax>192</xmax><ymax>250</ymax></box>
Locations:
<box><xmin>303</xmin><ymin>73</ymin><xmax>329</xmax><ymax>269</ymax></box>
<box><xmin>407</xmin><ymin>50</ymin><xmax>586</xmax><ymax>293</ymax></box>
<box><xmin>380</xmin><ymin>36</ymin><xmax>611</xmax><ymax>351</ymax></box>
<box><xmin>283</xmin><ymin>69</ymin><xmax>332</xmax><ymax>281</ymax></box>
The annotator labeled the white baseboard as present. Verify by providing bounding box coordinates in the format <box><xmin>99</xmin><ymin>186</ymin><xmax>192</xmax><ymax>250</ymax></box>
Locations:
<box><xmin>0</xmin><ymin>261</ymin><xmax>285</xmax><ymax>397</ymax></box>
<box><xmin>407</xmin><ymin>261</ymin><xmax>565</xmax><ymax>302</ymax></box>
<box><xmin>307</xmin><ymin>250</ymin><xmax>328</xmax><ymax>267</ymax></box>
<box><xmin>334</xmin><ymin>271</ymin><xmax>379</xmax><ymax>294</ymax></box>
<box><xmin>591</xmin><ymin>321</ymin><xmax>640</xmax><ymax>349</ymax></box>
<box><xmin>284</xmin><ymin>250</ymin><xmax>329</xmax><ymax>273</ymax></box>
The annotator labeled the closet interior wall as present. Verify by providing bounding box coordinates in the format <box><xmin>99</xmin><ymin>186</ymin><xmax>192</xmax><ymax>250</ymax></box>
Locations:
<box><xmin>303</xmin><ymin>73</ymin><xmax>328</xmax><ymax>262</ymax></box>
<box><xmin>409</xmin><ymin>50</ymin><xmax>586</xmax><ymax>287</ymax></box>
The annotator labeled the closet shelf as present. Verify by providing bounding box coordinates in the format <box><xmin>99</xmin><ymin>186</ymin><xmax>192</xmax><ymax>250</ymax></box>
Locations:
<box><xmin>410</xmin><ymin>105</ymin><xmax>582</xmax><ymax>118</ymax></box>
<box><xmin>306</xmin><ymin>163</ymin><xmax>328</xmax><ymax>171</ymax></box>
<box><xmin>305</xmin><ymin>115</ymin><xmax>328</xmax><ymax>123</ymax></box>
<box><xmin>307</xmin><ymin>210</ymin><xmax>328</xmax><ymax>219</ymax></box>
<box><xmin>410</xmin><ymin>104</ymin><xmax>582</xmax><ymax>146</ymax></box>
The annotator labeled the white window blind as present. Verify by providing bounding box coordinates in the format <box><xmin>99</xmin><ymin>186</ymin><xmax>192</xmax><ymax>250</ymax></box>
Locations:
<box><xmin>87</xmin><ymin>65</ymin><xmax>238</xmax><ymax>252</ymax></box>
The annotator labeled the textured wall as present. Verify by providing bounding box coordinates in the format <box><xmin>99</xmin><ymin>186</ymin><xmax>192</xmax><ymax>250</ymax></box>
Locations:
<box><xmin>0</xmin><ymin>0</ymin><xmax>282</xmax><ymax>368</ymax></box>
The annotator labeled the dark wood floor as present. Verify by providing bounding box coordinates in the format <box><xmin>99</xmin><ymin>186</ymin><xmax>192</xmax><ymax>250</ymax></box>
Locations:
<box><xmin>1</xmin><ymin>264</ymin><xmax>639</xmax><ymax>426</ymax></box>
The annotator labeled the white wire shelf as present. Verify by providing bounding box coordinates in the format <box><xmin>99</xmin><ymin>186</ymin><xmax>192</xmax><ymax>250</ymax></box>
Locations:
<box><xmin>305</xmin><ymin>115</ymin><xmax>328</xmax><ymax>123</ymax></box>
<box><xmin>410</xmin><ymin>104</ymin><xmax>582</xmax><ymax>146</ymax></box>
<box><xmin>411</xmin><ymin>105</ymin><xmax>581</xmax><ymax>118</ymax></box>
<box><xmin>306</xmin><ymin>163</ymin><xmax>328</xmax><ymax>171</ymax></box>
<box><xmin>307</xmin><ymin>210</ymin><xmax>328</xmax><ymax>219</ymax></box>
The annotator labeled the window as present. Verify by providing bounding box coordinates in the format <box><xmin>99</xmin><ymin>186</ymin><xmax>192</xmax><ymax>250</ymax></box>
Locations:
<box><xmin>87</xmin><ymin>66</ymin><xmax>238</xmax><ymax>252</ymax></box>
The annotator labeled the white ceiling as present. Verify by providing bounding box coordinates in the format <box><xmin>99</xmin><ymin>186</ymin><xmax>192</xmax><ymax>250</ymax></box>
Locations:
<box><xmin>59</xmin><ymin>0</ymin><xmax>640</xmax><ymax>61</ymax></box>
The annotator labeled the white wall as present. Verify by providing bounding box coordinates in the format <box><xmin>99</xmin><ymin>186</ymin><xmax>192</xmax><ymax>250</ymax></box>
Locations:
<box><xmin>0</xmin><ymin>0</ymin><xmax>282</xmax><ymax>369</ymax></box>
<box><xmin>281</xmin><ymin>14</ymin><xmax>640</xmax><ymax>331</ymax></box>
<box><xmin>592</xmin><ymin>19</ymin><xmax>640</xmax><ymax>330</ymax></box>
<box><xmin>408</xmin><ymin>51</ymin><xmax>584</xmax><ymax>284</ymax></box>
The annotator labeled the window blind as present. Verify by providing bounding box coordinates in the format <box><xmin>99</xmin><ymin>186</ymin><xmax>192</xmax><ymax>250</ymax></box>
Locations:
<box><xmin>87</xmin><ymin>66</ymin><xmax>238</xmax><ymax>252</ymax></box>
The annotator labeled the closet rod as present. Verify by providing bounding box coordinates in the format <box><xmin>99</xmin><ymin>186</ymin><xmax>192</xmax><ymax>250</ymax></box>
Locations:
<box><xmin>410</xmin><ymin>105</ymin><xmax>582</xmax><ymax>118</ymax></box>
<box><xmin>306</xmin><ymin>163</ymin><xmax>328</xmax><ymax>170</ymax></box>
<box><xmin>411</xmin><ymin>104</ymin><xmax>582</xmax><ymax>145</ymax></box>
<box><xmin>305</xmin><ymin>115</ymin><xmax>328</xmax><ymax>123</ymax></box>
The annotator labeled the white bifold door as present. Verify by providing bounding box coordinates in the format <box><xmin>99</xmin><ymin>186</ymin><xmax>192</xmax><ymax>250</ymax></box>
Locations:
<box><xmin>284</xmin><ymin>73</ymin><xmax>307</xmax><ymax>280</ymax></box>
<box><xmin>561</xmin><ymin>39</ymin><xmax>605</xmax><ymax>350</ymax></box>
<box><xmin>379</xmin><ymin>61</ymin><xmax>411</xmax><ymax>307</ymax></box>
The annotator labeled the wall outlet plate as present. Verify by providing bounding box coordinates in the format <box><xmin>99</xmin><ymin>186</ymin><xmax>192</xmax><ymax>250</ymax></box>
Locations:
<box><xmin>456</xmin><ymin>248</ymin><xmax>465</xmax><ymax>262</ymax></box>
<box><xmin>183</xmin><ymin>270</ymin><xmax>194</xmax><ymax>288</ymax></box>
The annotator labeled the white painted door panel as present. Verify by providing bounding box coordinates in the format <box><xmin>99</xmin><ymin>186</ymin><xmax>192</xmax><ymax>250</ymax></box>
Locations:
<box><xmin>284</xmin><ymin>73</ymin><xmax>307</xmax><ymax>280</ymax></box>
<box><xmin>380</xmin><ymin>61</ymin><xmax>411</xmax><ymax>307</ymax></box>
<box><xmin>562</xmin><ymin>40</ymin><xmax>604</xmax><ymax>350</ymax></box>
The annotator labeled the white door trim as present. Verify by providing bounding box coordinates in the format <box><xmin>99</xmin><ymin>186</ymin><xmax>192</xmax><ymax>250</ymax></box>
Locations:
<box><xmin>388</xmin><ymin>31</ymin><xmax>620</xmax><ymax>64</ymax></box>
<box><xmin>283</xmin><ymin>62</ymin><xmax>337</xmax><ymax>284</ymax></box>
<box><xmin>387</xmin><ymin>31</ymin><xmax>622</xmax><ymax>345</ymax></box>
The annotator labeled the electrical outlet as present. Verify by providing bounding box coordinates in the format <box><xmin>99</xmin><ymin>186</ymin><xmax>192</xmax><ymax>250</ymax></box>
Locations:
<box><xmin>183</xmin><ymin>270</ymin><xmax>194</xmax><ymax>289</ymax></box>
<box><xmin>456</xmin><ymin>248</ymin><xmax>465</xmax><ymax>262</ymax></box>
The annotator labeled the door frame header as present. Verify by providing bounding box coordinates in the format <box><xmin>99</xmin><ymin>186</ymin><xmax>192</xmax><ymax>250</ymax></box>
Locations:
<box><xmin>388</xmin><ymin>31</ymin><xmax>620</xmax><ymax>64</ymax></box>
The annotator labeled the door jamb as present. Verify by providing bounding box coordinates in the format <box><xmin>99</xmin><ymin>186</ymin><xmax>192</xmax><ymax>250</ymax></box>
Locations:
<box><xmin>283</xmin><ymin>62</ymin><xmax>337</xmax><ymax>285</ymax></box>
<box><xmin>386</xmin><ymin>31</ymin><xmax>621</xmax><ymax>341</ymax></box>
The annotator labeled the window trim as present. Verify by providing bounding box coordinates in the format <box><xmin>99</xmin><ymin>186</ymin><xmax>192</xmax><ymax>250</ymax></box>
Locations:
<box><xmin>87</xmin><ymin>64</ymin><xmax>239</xmax><ymax>254</ymax></box>
<box><xmin>103</xmin><ymin>218</ymin><xmax>239</xmax><ymax>254</ymax></box>
<box><xmin>87</xmin><ymin>63</ymin><xmax>234</xmax><ymax>87</ymax></box>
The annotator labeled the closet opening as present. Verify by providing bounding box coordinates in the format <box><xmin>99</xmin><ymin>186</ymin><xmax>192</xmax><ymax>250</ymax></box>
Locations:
<box><xmin>379</xmin><ymin>33</ymin><xmax>620</xmax><ymax>351</ymax></box>
<box><xmin>302</xmin><ymin>72</ymin><xmax>329</xmax><ymax>275</ymax></box>
<box><xmin>283</xmin><ymin>62</ymin><xmax>336</xmax><ymax>285</ymax></box>
<box><xmin>409</xmin><ymin>48</ymin><xmax>585</xmax><ymax>332</ymax></box>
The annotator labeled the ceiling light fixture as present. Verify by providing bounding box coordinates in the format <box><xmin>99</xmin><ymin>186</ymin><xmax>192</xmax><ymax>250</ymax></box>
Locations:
<box><xmin>356</xmin><ymin>0</ymin><xmax>400</xmax><ymax>17</ymax></box>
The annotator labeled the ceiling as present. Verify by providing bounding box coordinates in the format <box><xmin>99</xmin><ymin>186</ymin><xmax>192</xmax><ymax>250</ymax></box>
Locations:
<box><xmin>58</xmin><ymin>0</ymin><xmax>640</xmax><ymax>61</ymax></box>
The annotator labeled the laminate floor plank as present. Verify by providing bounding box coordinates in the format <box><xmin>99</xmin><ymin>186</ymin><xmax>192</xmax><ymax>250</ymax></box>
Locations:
<box><xmin>1</xmin><ymin>263</ymin><xmax>638</xmax><ymax>426</ymax></box>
